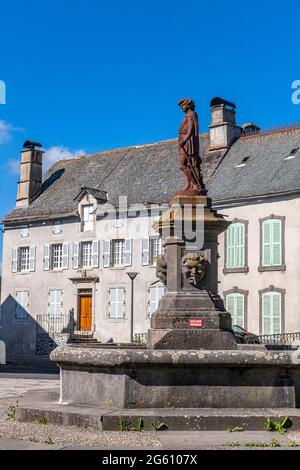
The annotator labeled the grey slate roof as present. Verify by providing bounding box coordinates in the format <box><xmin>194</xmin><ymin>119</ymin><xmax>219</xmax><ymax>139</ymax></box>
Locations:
<box><xmin>3</xmin><ymin>135</ymin><xmax>212</xmax><ymax>223</ymax></box>
<box><xmin>3</xmin><ymin>125</ymin><xmax>300</xmax><ymax>224</ymax></box>
<box><xmin>207</xmin><ymin>126</ymin><xmax>300</xmax><ymax>202</ymax></box>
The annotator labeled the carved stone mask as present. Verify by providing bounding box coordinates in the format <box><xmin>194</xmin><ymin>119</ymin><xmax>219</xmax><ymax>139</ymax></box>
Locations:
<box><xmin>181</xmin><ymin>252</ymin><xmax>206</xmax><ymax>288</ymax></box>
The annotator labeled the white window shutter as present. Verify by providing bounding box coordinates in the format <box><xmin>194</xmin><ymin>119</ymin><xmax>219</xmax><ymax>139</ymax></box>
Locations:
<box><xmin>118</xmin><ymin>287</ymin><xmax>125</xmax><ymax>318</ymax></box>
<box><xmin>262</xmin><ymin>221</ymin><xmax>271</xmax><ymax>266</ymax></box>
<box><xmin>142</xmin><ymin>238</ymin><xmax>150</xmax><ymax>266</ymax></box>
<box><xmin>72</xmin><ymin>242</ymin><xmax>79</xmax><ymax>269</ymax></box>
<box><xmin>16</xmin><ymin>290</ymin><xmax>29</xmax><ymax>319</ymax></box>
<box><xmin>103</xmin><ymin>240</ymin><xmax>110</xmax><ymax>268</ymax></box>
<box><xmin>29</xmin><ymin>246</ymin><xmax>36</xmax><ymax>272</ymax></box>
<box><xmin>43</xmin><ymin>244</ymin><xmax>50</xmax><ymax>271</ymax></box>
<box><xmin>124</xmin><ymin>238</ymin><xmax>132</xmax><ymax>266</ymax></box>
<box><xmin>92</xmin><ymin>240</ymin><xmax>99</xmax><ymax>268</ymax></box>
<box><xmin>235</xmin><ymin>294</ymin><xmax>244</xmax><ymax>328</ymax></box>
<box><xmin>272</xmin><ymin>292</ymin><xmax>281</xmax><ymax>334</ymax></box>
<box><xmin>48</xmin><ymin>290</ymin><xmax>55</xmax><ymax>317</ymax></box>
<box><xmin>57</xmin><ymin>289</ymin><xmax>63</xmax><ymax>316</ymax></box>
<box><xmin>12</xmin><ymin>247</ymin><xmax>18</xmax><ymax>273</ymax></box>
<box><xmin>62</xmin><ymin>243</ymin><xmax>69</xmax><ymax>270</ymax></box>
<box><xmin>149</xmin><ymin>286</ymin><xmax>157</xmax><ymax>317</ymax></box>
<box><xmin>272</xmin><ymin>220</ymin><xmax>281</xmax><ymax>266</ymax></box>
<box><xmin>262</xmin><ymin>293</ymin><xmax>271</xmax><ymax>335</ymax></box>
<box><xmin>226</xmin><ymin>226</ymin><xmax>234</xmax><ymax>268</ymax></box>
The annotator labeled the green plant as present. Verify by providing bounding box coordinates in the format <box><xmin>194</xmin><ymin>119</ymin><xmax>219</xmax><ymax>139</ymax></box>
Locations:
<box><xmin>228</xmin><ymin>426</ymin><xmax>244</xmax><ymax>432</ymax></box>
<box><xmin>35</xmin><ymin>416</ymin><xmax>48</xmax><ymax>425</ymax></box>
<box><xmin>6</xmin><ymin>404</ymin><xmax>16</xmax><ymax>421</ymax></box>
<box><xmin>244</xmin><ymin>441</ymin><xmax>269</xmax><ymax>447</ymax></box>
<box><xmin>265</xmin><ymin>416</ymin><xmax>292</xmax><ymax>434</ymax></box>
<box><xmin>28</xmin><ymin>437</ymin><xmax>38</xmax><ymax>442</ymax></box>
<box><xmin>6</xmin><ymin>399</ymin><xmax>19</xmax><ymax>421</ymax></box>
<box><xmin>45</xmin><ymin>436</ymin><xmax>54</xmax><ymax>445</ymax></box>
<box><xmin>132</xmin><ymin>417</ymin><xmax>144</xmax><ymax>432</ymax></box>
<box><xmin>269</xmin><ymin>439</ymin><xmax>281</xmax><ymax>447</ymax></box>
<box><xmin>226</xmin><ymin>441</ymin><xmax>240</xmax><ymax>447</ymax></box>
<box><xmin>151</xmin><ymin>421</ymin><xmax>168</xmax><ymax>431</ymax></box>
<box><xmin>119</xmin><ymin>416</ymin><xmax>131</xmax><ymax>432</ymax></box>
<box><xmin>288</xmin><ymin>440</ymin><xmax>300</xmax><ymax>447</ymax></box>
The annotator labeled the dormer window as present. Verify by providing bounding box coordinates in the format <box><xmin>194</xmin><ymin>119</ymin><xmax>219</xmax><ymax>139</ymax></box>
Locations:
<box><xmin>235</xmin><ymin>156</ymin><xmax>250</xmax><ymax>168</ymax></box>
<box><xmin>284</xmin><ymin>147</ymin><xmax>299</xmax><ymax>160</ymax></box>
<box><xmin>82</xmin><ymin>204</ymin><xmax>94</xmax><ymax>232</ymax></box>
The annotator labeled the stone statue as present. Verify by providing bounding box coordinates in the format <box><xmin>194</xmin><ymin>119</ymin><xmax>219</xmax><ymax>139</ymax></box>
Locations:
<box><xmin>181</xmin><ymin>252</ymin><xmax>206</xmax><ymax>288</ymax></box>
<box><xmin>178</xmin><ymin>98</ymin><xmax>207</xmax><ymax>195</ymax></box>
<box><xmin>156</xmin><ymin>254</ymin><xmax>167</xmax><ymax>285</ymax></box>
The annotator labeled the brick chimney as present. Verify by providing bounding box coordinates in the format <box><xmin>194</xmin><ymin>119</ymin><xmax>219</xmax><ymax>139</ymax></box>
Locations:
<box><xmin>209</xmin><ymin>97</ymin><xmax>242</xmax><ymax>151</ymax></box>
<box><xmin>16</xmin><ymin>141</ymin><xmax>43</xmax><ymax>207</ymax></box>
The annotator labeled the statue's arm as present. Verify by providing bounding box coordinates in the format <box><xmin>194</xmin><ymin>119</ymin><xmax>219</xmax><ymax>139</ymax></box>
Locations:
<box><xmin>179</xmin><ymin>116</ymin><xmax>194</xmax><ymax>147</ymax></box>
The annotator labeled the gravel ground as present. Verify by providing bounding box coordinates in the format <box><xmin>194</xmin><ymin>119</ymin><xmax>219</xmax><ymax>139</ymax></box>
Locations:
<box><xmin>0</xmin><ymin>398</ymin><xmax>162</xmax><ymax>449</ymax></box>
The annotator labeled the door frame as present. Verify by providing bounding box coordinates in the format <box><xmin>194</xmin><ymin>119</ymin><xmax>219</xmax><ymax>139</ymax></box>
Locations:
<box><xmin>77</xmin><ymin>289</ymin><xmax>93</xmax><ymax>331</ymax></box>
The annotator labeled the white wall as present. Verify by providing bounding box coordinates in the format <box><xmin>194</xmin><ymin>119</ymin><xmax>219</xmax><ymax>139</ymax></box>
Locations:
<box><xmin>217</xmin><ymin>195</ymin><xmax>300</xmax><ymax>334</ymax></box>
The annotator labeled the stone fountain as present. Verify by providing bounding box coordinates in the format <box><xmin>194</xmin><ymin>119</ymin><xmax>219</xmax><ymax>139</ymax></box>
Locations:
<box><xmin>16</xmin><ymin>98</ymin><xmax>300</xmax><ymax>430</ymax></box>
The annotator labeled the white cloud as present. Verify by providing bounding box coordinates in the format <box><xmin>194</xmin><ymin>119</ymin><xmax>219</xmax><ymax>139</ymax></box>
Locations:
<box><xmin>6</xmin><ymin>145</ymin><xmax>85</xmax><ymax>175</ymax></box>
<box><xmin>43</xmin><ymin>145</ymin><xmax>85</xmax><ymax>172</ymax></box>
<box><xmin>0</xmin><ymin>120</ymin><xmax>23</xmax><ymax>144</ymax></box>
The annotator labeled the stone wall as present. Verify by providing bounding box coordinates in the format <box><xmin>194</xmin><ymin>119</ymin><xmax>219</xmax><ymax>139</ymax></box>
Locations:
<box><xmin>36</xmin><ymin>333</ymin><xmax>70</xmax><ymax>356</ymax></box>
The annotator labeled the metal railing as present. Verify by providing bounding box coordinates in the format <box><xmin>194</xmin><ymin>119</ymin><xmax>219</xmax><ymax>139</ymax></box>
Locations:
<box><xmin>246</xmin><ymin>332</ymin><xmax>300</xmax><ymax>345</ymax></box>
<box><xmin>69</xmin><ymin>330</ymin><xmax>96</xmax><ymax>342</ymax></box>
<box><xmin>36</xmin><ymin>314</ymin><xmax>75</xmax><ymax>334</ymax></box>
<box><xmin>134</xmin><ymin>333</ymin><xmax>148</xmax><ymax>345</ymax></box>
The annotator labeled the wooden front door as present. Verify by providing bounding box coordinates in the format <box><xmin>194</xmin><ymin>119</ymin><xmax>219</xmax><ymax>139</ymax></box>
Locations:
<box><xmin>79</xmin><ymin>296</ymin><xmax>92</xmax><ymax>331</ymax></box>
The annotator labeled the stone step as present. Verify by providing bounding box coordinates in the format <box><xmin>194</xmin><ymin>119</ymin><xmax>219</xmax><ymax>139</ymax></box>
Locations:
<box><xmin>102</xmin><ymin>408</ymin><xmax>300</xmax><ymax>431</ymax></box>
<box><xmin>15</xmin><ymin>390</ymin><xmax>300</xmax><ymax>431</ymax></box>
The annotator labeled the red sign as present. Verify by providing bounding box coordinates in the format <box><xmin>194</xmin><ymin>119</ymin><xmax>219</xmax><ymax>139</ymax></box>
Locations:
<box><xmin>189</xmin><ymin>319</ymin><xmax>203</xmax><ymax>328</ymax></box>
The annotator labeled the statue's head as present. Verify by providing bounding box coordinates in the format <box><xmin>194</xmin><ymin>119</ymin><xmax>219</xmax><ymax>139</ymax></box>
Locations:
<box><xmin>178</xmin><ymin>98</ymin><xmax>195</xmax><ymax>112</ymax></box>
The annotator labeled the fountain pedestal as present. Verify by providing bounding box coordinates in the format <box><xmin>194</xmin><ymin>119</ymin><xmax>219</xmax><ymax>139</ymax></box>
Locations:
<box><xmin>148</xmin><ymin>195</ymin><xmax>236</xmax><ymax>349</ymax></box>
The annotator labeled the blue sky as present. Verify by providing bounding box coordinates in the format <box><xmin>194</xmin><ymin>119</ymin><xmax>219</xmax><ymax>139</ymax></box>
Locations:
<box><xmin>0</xmin><ymin>0</ymin><xmax>300</xmax><ymax>267</ymax></box>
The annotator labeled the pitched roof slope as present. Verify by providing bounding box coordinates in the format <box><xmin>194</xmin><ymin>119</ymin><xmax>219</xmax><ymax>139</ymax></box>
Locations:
<box><xmin>3</xmin><ymin>135</ymin><xmax>213</xmax><ymax>222</ymax></box>
<box><xmin>4</xmin><ymin>125</ymin><xmax>300</xmax><ymax>223</ymax></box>
<box><xmin>207</xmin><ymin>126</ymin><xmax>300</xmax><ymax>202</ymax></box>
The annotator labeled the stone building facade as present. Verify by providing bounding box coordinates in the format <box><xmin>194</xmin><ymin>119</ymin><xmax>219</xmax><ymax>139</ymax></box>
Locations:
<box><xmin>1</xmin><ymin>98</ymin><xmax>300</xmax><ymax>360</ymax></box>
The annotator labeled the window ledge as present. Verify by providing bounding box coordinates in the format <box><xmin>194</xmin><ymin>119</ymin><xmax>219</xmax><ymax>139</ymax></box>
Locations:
<box><xmin>16</xmin><ymin>271</ymin><xmax>31</xmax><ymax>275</ymax></box>
<box><xmin>258</xmin><ymin>265</ymin><xmax>286</xmax><ymax>272</ymax></box>
<box><xmin>223</xmin><ymin>267</ymin><xmax>249</xmax><ymax>274</ymax></box>
<box><xmin>107</xmin><ymin>318</ymin><xmax>126</xmax><ymax>322</ymax></box>
<box><xmin>110</xmin><ymin>266</ymin><xmax>126</xmax><ymax>270</ymax></box>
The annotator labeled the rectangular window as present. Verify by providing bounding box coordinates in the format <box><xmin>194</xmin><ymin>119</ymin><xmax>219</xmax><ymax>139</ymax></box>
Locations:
<box><xmin>150</xmin><ymin>237</ymin><xmax>164</xmax><ymax>265</ymax></box>
<box><xmin>112</xmin><ymin>239</ymin><xmax>125</xmax><ymax>266</ymax></box>
<box><xmin>148</xmin><ymin>285</ymin><xmax>165</xmax><ymax>317</ymax></box>
<box><xmin>108</xmin><ymin>287</ymin><xmax>125</xmax><ymax>319</ymax></box>
<box><xmin>52</xmin><ymin>244</ymin><xmax>63</xmax><ymax>269</ymax></box>
<box><xmin>262</xmin><ymin>291</ymin><xmax>282</xmax><ymax>335</ymax></box>
<box><xmin>48</xmin><ymin>289</ymin><xmax>63</xmax><ymax>318</ymax></box>
<box><xmin>20</xmin><ymin>226</ymin><xmax>29</xmax><ymax>238</ymax></box>
<box><xmin>82</xmin><ymin>204</ymin><xmax>94</xmax><ymax>232</ymax></box>
<box><xmin>226</xmin><ymin>223</ymin><xmax>245</xmax><ymax>268</ymax></box>
<box><xmin>226</xmin><ymin>293</ymin><xmax>245</xmax><ymax>328</ymax></box>
<box><xmin>81</xmin><ymin>241</ymin><xmax>93</xmax><ymax>268</ymax></box>
<box><xmin>20</xmin><ymin>247</ymin><xmax>30</xmax><ymax>272</ymax></box>
<box><xmin>15</xmin><ymin>290</ymin><xmax>29</xmax><ymax>319</ymax></box>
<box><xmin>53</xmin><ymin>221</ymin><xmax>62</xmax><ymax>234</ymax></box>
<box><xmin>262</xmin><ymin>220</ymin><xmax>282</xmax><ymax>267</ymax></box>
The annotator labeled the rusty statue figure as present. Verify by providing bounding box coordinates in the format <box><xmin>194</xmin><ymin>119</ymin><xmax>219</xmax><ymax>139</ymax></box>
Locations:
<box><xmin>177</xmin><ymin>98</ymin><xmax>207</xmax><ymax>195</ymax></box>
